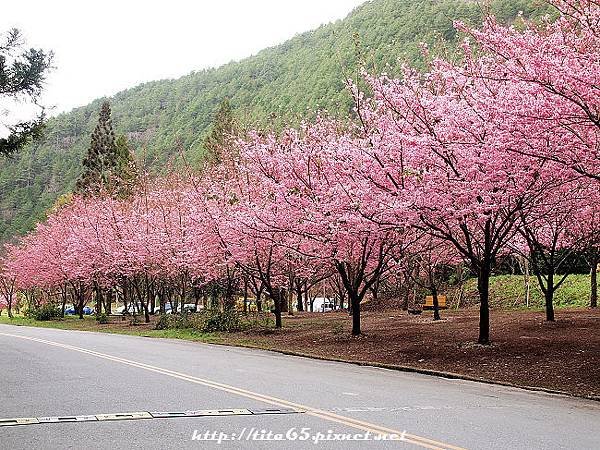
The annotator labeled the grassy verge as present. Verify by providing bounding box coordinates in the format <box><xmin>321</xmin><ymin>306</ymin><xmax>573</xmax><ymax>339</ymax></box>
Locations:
<box><xmin>0</xmin><ymin>315</ymin><xmax>227</xmax><ymax>344</ymax></box>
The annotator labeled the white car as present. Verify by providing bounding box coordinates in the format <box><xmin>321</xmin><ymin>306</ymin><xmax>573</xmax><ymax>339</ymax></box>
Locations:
<box><xmin>321</xmin><ymin>302</ymin><xmax>335</xmax><ymax>312</ymax></box>
<box><xmin>114</xmin><ymin>304</ymin><xmax>142</xmax><ymax>315</ymax></box>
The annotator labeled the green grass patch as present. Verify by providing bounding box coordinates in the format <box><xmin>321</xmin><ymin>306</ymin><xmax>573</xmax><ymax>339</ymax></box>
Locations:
<box><xmin>458</xmin><ymin>274</ymin><xmax>594</xmax><ymax>308</ymax></box>
<box><xmin>0</xmin><ymin>314</ymin><xmax>225</xmax><ymax>343</ymax></box>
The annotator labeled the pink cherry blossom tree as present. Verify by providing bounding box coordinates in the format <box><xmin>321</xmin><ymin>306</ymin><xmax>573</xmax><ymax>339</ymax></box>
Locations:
<box><xmin>456</xmin><ymin>0</ymin><xmax>600</xmax><ymax>181</ymax></box>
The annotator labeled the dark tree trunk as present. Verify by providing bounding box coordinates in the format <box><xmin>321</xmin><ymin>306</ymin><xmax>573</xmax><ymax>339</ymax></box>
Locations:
<box><xmin>350</xmin><ymin>293</ymin><xmax>361</xmax><ymax>336</ymax></box>
<box><xmin>122</xmin><ymin>279</ymin><xmax>129</xmax><ymax>314</ymax></box>
<box><xmin>132</xmin><ymin>277</ymin><xmax>150</xmax><ymax>323</ymax></box>
<box><xmin>544</xmin><ymin>271</ymin><xmax>556</xmax><ymax>322</ymax></box>
<box><xmin>431</xmin><ymin>287</ymin><xmax>441</xmax><ymax>321</ymax></box>
<box><xmin>256</xmin><ymin>289</ymin><xmax>262</xmax><ymax>312</ymax></box>
<box><xmin>590</xmin><ymin>255</ymin><xmax>598</xmax><ymax>308</ymax></box>
<box><xmin>142</xmin><ymin>302</ymin><xmax>150</xmax><ymax>323</ymax></box>
<box><xmin>60</xmin><ymin>284</ymin><xmax>68</xmax><ymax>318</ymax></box>
<box><xmin>94</xmin><ymin>281</ymin><xmax>103</xmax><ymax>315</ymax></box>
<box><xmin>273</xmin><ymin>290</ymin><xmax>282</xmax><ymax>328</ymax></box>
<box><xmin>103</xmin><ymin>289</ymin><xmax>112</xmax><ymax>315</ymax></box>
<box><xmin>243</xmin><ymin>278</ymin><xmax>248</xmax><ymax>315</ymax></box>
<box><xmin>193</xmin><ymin>286</ymin><xmax>201</xmax><ymax>312</ymax></box>
<box><xmin>156</xmin><ymin>284</ymin><xmax>164</xmax><ymax>314</ymax></box>
<box><xmin>78</xmin><ymin>284</ymin><xmax>85</xmax><ymax>320</ymax></box>
<box><xmin>279</xmin><ymin>288</ymin><xmax>288</xmax><ymax>313</ymax></box>
<box><xmin>296</xmin><ymin>281</ymin><xmax>304</xmax><ymax>312</ymax></box>
<box><xmin>369</xmin><ymin>279</ymin><xmax>380</xmax><ymax>304</ymax></box>
<box><xmin>477</xmin><ymin>264</ymin><xmax>491</xmax><ymax>345</ymax></box>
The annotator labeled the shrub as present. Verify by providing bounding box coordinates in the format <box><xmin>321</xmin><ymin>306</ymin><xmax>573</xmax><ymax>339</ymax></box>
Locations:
<box><xmin>96</xmin><ymin>313</ymin><xmax>109</xmax><ymax>324</ymax></box>
<box><xmin>154</xmin><ymin>313</ymin><xmax>170</xmax><ymax>330</ymax></box>
<box><xmin>202</xmin><ymin>308</ymin><xmax>243</xmax><ymax>332</ymax></box>
<box><xmin>129</xmin><ymin>314</ymin><xmax>142</xmax><ymax>326</ymax></box>
<box><xmin>155</xmin><ymin>311</ymin><xmax>196</xmax><ymax>329</ymax></box>
<box><xmin>154</xmin><ymin>308</ymin><xmax>245</xmax><ymax>333</ymax></box>
<box><xmin>30</xmin><ymin>303</ymin><xmax>61</xmax><ymax>321</ymax></box>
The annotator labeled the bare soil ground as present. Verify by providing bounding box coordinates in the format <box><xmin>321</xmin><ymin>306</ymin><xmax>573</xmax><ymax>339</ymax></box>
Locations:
<box><xmin>223</xmin><ymin>307</ymin><xmax>600</xmax><ymax>399</ymax></box>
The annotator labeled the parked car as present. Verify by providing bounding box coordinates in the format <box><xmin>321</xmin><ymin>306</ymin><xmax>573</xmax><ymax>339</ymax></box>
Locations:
<box><xmin>64</xmin><ymin>305</ymin><xmax>94</xmax><ymax>315</ymax></box>
<box><xmin>114</xmin><ymin>304</ymin><xmax>141</xmax><ymax>315</ymax></box>
<box><xmin>321</xmin><ymin>302</ymin><xmax>335</xmax><ymax>312</ymax></box>
<box><xmin>182</xmin><ymin>303</ymin><xmax>198</xmax><ymax>313</ymax></box>
<box><xmin>153</xmin><ymin>304</ymin><xmax>173</xmax><ymax>315</ymax></box>
<box><xmin>154</xmin><ymin>303</ymin><xmax>198</xmax><ymax>314</ymax></box>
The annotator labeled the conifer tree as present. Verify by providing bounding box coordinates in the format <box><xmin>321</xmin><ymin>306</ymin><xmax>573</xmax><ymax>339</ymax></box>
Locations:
<box><xmin>114</xmin><ymin>134</ymin><xmax>137</xmax><ymax>197</ymax></box>
<box><xmin>202</xmin><ymin>98</ymin><xmax>236</xmax><ymax>166</ymax></box>
<box><xmin>76</xmin><ymin>101</ymin><xmax>136</xmax><ymax>196</ymax></box>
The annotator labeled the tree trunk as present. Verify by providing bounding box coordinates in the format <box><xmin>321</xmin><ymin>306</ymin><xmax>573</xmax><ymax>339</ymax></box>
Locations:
<box><xmin>304</xmin><ymin>287</ymin><xmax>309</xmax><ymax>312</ymax></box>
<box><xmin>60</xmin><ymin>285</ymin><xmax>68</xmax><ymax>318</ymax></box>
<box><xmin>105</xmin><ymin>289</ymin><xmax>112</xmax><ymax>315</ymax></box>
<box><xmin>122</xmin><ymin>279</ymin><xmax>130</xmax><ymax>314</ymax></box>
<box><xmin>243</xmin><ymin>279</ymin><xmax>248</xmax><ymax>315</ymax></box>
<box><xmin>590</xmin><ymin>255</ymin><xmax>598</xmax><ymax>308</ymax></box>
<box><xmin>477</xmin><ymin>264</ymin><xmax>491</xmax><ymax>345</ymax></box>
<box><xmin>273</xmin><ymin>291</ymin><xmax>282</xmax><ymax>328</ymax></box>
<box><xmin>159</xmin><ymin>288</ymin><xmax>166</xmax><ymax>314</ymax></box>
<box><xmin>256</xmin><ymin>290</ymin><xmax>262</xmax><ymax>313</ymax></box>
<box><xmin>142</xmin><ymin>302</ymin><xmax>150</xmax><ymax>323</ymax></box>
<box><xmin>279</xmin><ymin>288</ymin><xmax>288</xmax><ymax>313</ymax></box>
<box><xmin>94</xmin><ymin>281</ymin><xmax>103</xmax><ymax>315</ymax></box>
<box><xmin>296</xmin><ymin>282</ymin><xmax>304</xmax><ymax>312</ymax></box>
<box><xmin>149</xmin><ymin>285</ymin><xmax>156</xmax><ymax>314</ymax></box>
<box><xmin>193</xmin><ymin>286</ymin><xmax>201</xmax><ymax>312</ymax></box>
<box><xmin>350</xmin><ymin>293</ymin><xmax>361</xmax><ymax>336</ymax></box>
<box><xmin>370</xmin><ymin>279</ymin><xmax>380</xmax><ymax>304</ymax></box>
<box><xmin>544</xmin><ymin>272</ymin><xmax>555</xmax><ymax>322</ymax></box>
<box><xmin>431</xmin><ymin>287</ymin><xmax>441</xmax><ymax>321</ymax></box>
<box><xmin>78</xmin><ymin>283</ymin><xmax>85</xmax><ymax>320</ymax></box>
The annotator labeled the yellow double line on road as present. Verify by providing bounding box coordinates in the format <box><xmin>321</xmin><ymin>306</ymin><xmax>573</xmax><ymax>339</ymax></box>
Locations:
<box><xmin>0</xmin><ymin>332</ymin><xmax>465</xmax><ymax>450</ymax></box>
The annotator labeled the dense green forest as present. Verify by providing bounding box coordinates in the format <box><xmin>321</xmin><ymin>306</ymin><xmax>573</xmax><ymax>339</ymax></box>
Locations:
<box><xmin>0</xmin><ymin>0</ymin><xmax>553</xmax><ymax>242</ymax></box>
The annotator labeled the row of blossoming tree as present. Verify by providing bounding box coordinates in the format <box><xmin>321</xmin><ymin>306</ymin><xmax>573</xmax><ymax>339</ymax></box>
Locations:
<box><xmin>1</xmin><ymin>0</ymin><xmax>598</xmax><ymax>344</ymax></box>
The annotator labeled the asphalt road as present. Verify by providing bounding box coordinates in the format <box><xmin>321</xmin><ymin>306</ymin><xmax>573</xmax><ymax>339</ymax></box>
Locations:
<box><xmin>0</xmin><ymin>324</ymin><xmax>598</xmax><ymax>449</ymax></box>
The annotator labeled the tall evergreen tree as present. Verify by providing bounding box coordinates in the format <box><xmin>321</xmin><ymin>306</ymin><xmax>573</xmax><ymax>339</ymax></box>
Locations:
<box><xmin>114</xmin><ymin>134</ymin><xmax>137</xmax><ymax>197</ymax></box>
<box><xmin>76</xmin><ymin>101</ymin><xmax>135</xmax><ymax>196</ymax></box>
<box><xmin>202</xmin><ymin>98</ymin><xmax>236</xmax><ymax>166</ymax></box>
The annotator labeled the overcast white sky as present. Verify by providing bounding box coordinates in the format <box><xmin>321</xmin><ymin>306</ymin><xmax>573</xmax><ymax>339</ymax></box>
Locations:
<box><xmin>1</xmin><ymin>0</ymin><xmax>366</xmax><ymax>128</ymax></box>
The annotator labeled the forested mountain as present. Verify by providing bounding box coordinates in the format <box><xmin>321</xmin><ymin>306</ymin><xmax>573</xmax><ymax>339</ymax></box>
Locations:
<box><xmin>0</xmin><ymin>0</ymin><xmax>553</xmax><ymax>241</ymax></box>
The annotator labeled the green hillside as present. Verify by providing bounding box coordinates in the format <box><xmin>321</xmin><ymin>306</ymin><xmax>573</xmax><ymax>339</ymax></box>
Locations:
<box><xmin>0</xmin><ymin>0</ymin><xmax>553</xmax><ymax>241</ymax></box>
<box><xmin>455</xmin><ymin>274</ymin><xmax>594</xmax><ymax>309</ymax></box>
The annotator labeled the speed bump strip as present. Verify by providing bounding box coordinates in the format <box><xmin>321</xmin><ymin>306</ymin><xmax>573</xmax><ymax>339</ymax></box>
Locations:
<box><xmin>0</xmin><ymin>407</ymin><xmax>302</xmax><ymax>427</ymax></box>
<box><xmin>150</xmin><ymin>409</ymin><xmax>252</xmax><ymax>418</ymax></box>
<box><xmin>95</xmin><ymin>412</ymin><xmax>153</xmax><ymax>421</ymax></box>
<box><xmin>149</xmin><ymin>411</ymin><xmax>188</xmax><ymax>418</ymax></box>
<box><xmin>0</xmin><ymin>417</ymin><xmax>39</xmax><ymax>427</ymax></box>
<box><xmin>39</xmin><ymin>415</ymin><xmax>98</xmax><ymax>423</ymax></box>
<box><xmin>184</xmin><ymin>408</ymin><xmax>252</xmax><ymax>417</ymax></box>
<box><xmin>249</xmin><ymin>407</ymin><xmax>301</xmax><ymax>415</ymax></box>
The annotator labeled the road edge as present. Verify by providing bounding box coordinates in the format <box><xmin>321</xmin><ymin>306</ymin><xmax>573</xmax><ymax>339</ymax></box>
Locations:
<box><xmin>2</xmin><ymin>321</ymin><xmax>599</xmax><ymax>403</ymax></box>
<box><xmin>203</xmin><ymin>340</ymin><xmax>600</xmax><ymax>403</ymax></box>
